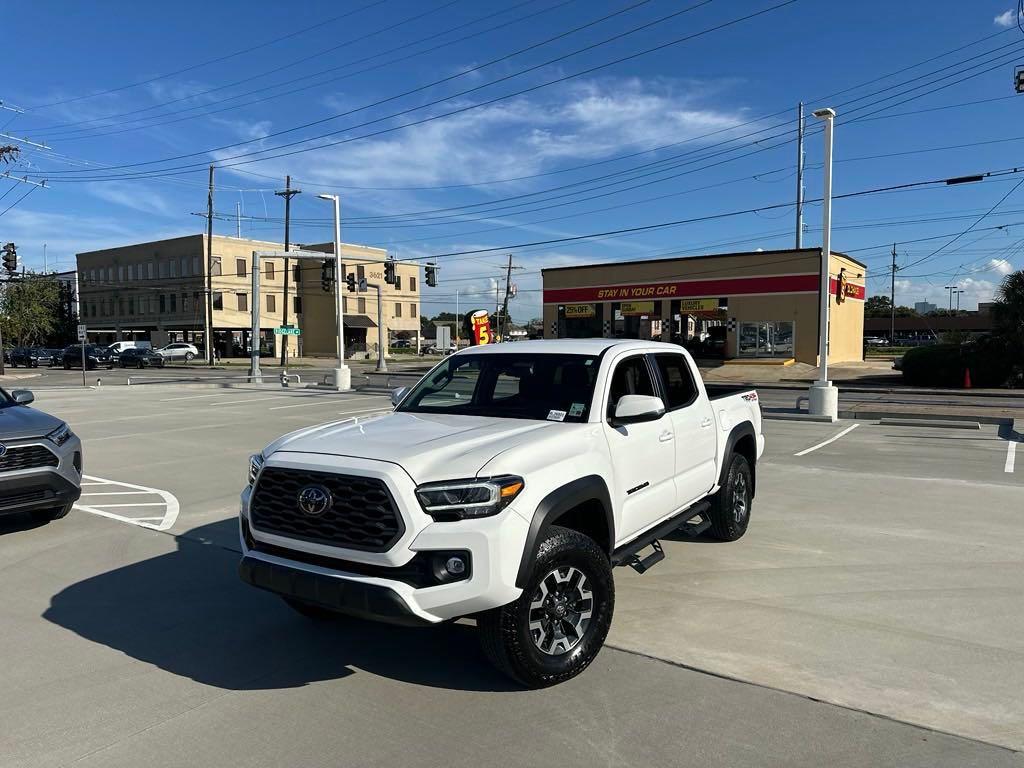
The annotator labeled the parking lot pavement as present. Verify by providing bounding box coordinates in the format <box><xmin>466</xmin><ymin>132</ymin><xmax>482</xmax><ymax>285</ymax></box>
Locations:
<box><xmin>2</xmin><ymin>385</ymin><xmax>1023</xmax><ymax>765</ymax></box>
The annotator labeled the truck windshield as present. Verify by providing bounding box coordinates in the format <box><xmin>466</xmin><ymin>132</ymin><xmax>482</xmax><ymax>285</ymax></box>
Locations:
<box><xmin>397</xmin><ymin>352</ymin><xmax>600</xmax><ymax>422</ymax></box>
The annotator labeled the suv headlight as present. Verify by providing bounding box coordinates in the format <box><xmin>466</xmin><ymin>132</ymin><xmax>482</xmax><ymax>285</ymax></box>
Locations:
<box><xmin>47</xmin><ymin>423</ymin><xmax>74</xmax><ymax>447</ymax></box>
<box><xmin>248</xmin><ymin>453</ymin><xmax>265</xmax><ymax>486</ymax></box>
<box><xmin>416</xmin><ymin>476</ymin><xmax>524</xmax><ymax>521</ymax></box>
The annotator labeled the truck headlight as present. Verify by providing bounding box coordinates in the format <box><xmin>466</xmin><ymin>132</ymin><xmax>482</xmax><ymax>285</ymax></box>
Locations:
<box><xmin>248</xmin><ymin>453</ymin><xmax>265</xmax><ymax>486</ymax></box>
<box><xmin>416</xmin><ymin>476</ymin><xmax>524</xmax><ymax>521</ymax></box>
<box><xmin>47</xmin><ymin>423</ymin><xmax>74</xmax><ymax>447</ymax></box>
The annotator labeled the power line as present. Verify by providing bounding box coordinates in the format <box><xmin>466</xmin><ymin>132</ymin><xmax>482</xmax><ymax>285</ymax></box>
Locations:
<box><xmin>0</xmin><ymin>184</ymin><xmax>38</xmax><ymax>217</ymax></box>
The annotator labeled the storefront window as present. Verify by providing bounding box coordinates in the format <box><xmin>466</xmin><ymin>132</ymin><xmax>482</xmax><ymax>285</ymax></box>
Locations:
<box><xmin>737</xmin><ymin>321</ymin><xmax>794</xmax><ymax>358</ymax></box>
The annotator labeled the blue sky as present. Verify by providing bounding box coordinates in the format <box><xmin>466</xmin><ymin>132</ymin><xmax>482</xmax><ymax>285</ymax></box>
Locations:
<box><xmin>3</xmin><ymin>0</ymin><xmax>1024</xmax><ymax>320</ymax></box>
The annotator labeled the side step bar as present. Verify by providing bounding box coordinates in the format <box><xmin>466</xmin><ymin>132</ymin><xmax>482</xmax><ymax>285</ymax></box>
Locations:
<box><xmin>610</xmin><ymin>501</ymin><xmax>711</xmax><ymax>574</ymax></box>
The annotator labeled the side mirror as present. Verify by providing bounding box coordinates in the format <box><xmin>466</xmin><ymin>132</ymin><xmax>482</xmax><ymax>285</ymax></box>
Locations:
<box><xmin>391</xmin><ymin>386</ymin><xmax>408</xmax><ymax>407</ymax></box>
<box><xmin>613</xmin><ymin>394</ymin><xmax>664</xmax><ymax>425</ymax></box>
<box><xmin>11</xmin><ymin>389</ymin><xmax>34</xmax><ymax>405</ymax></box>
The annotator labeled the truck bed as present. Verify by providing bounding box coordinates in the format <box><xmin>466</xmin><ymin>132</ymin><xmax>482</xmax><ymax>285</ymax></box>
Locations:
<box><xmin>704</xmin><ymin>383</ymin><xmax>756</xmax><ymax>401</ymax></box>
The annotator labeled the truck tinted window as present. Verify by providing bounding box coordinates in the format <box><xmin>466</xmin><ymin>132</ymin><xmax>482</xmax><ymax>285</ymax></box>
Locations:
<box><xmin>399</xmin><ymin>353</ymin><xmax>599</xmax><ymax>422</ymax></box>
<box><xmin>653</xmin><ymin>354</ymin><xmax>697</xmax><ymax>409</ymax></box>
<box><xmin>607</xmin><ymin>356</ymin><xmax>656</xmax><ymax>419</ymax></box>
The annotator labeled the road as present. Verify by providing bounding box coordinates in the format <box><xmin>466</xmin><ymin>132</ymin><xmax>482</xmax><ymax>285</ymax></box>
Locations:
<box><xmin>1</xmin><ymin>385</ymin><xmax>1022</xmax><ymax>766</ymax></box>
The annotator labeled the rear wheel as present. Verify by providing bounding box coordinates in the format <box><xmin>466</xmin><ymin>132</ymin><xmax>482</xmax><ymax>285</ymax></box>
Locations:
<box><xmin>707</xmin><ymin>452</ymin><xmax>752</xmax><ymax>541</ymax></box>
<box><xmin>281</xmin><ymin>596</ymin><xmax>339</xmax><ymax>620</ymax></box>
<box><xmin>184</xmin><ymin>351</ymin><xmax>195</xmax><ymax>361</ymax></box>
<box><xmin>31</xmin><ymin>503</ymin><xmax>73</xmax><ymax>524</ymax></box>
<box><xmin>478</xmin><ymin>525</ymin><xmax>614</xmax><ymax>688</ymax></box>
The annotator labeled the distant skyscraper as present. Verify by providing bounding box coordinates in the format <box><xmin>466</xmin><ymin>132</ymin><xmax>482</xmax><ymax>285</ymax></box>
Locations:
<box><xmin>914</xmin><ymin>301</ymin><xmax>937</xmax><ymax>314</ymax></box>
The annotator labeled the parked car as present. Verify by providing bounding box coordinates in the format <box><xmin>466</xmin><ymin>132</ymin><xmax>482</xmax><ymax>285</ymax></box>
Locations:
<box><xmin>423</xmin><ymin>342</ymin><xmax>457</xmax><ymax>355</ymax></box>
<box><xmin>45</xmin><ymin>349</ymin><xmax>65</xmax><ymax>367</ymax></box>
<box><xmin>62</xmin><ymin>345</ymin><xmax>115</xmax><ymax>370</ymax></box>
<box><xmin>0</xmin><ymin>386</ymin><xmax>82</xmax><ymax>524</ymax></box>
<box><xmin>107</xmin><ymin>341</ymin><xmax>152</xmax><ymax>356</ymax></box>
<box><xmin>391</xmin><ymin>339</ymin><xmax>412</xmax><ymax>349</ymax></box>
<box><xmin>119</xmin><ymin>348</ymin><xmax>166</xmax><ymax>368</ymax></box>
<box><xmin>864</xmin><ymin>336</ymin><xmax>889</xmax><ymax>346</ymax></box>
<box><xmin>2</xmin><ymin>348</ymin><xmax>11</xmax><ymax>366</ymax></box>
<box><xmin>239</xmin><ymin>339</ymin><xmax>764</xmax><ymax>687</ymax></box>
<box><xmin>11</xmin><ymin>347</ymin><xmax>61</xmax><ymax>368</ymax></box>
<box><xmin>156</xmin><ymin>342</ymin><xmax>199</xmax><ymax>362</ymax></box>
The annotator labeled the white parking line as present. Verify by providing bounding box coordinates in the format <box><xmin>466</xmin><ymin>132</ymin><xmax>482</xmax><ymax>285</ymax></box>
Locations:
<box><xmin>794</xmin><ymin>423</ymin><xmax>861</xmax><ymax>457</ymax></box>
<box><xmin>74</xmin><ymin>474</ymin><xmax>179</xmax><ymax>531</ymax></box>
<box><xmin>1006</xmin><ymin>441</ymin><xmax>1017</xmax><ymax>474</ymax></box>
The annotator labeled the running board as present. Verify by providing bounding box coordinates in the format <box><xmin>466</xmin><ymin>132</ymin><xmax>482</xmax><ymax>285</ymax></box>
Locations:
<box><xmin>611</xmin><ymin>501</ymin><xmax>711</xmax><ymax>573</ymax></box>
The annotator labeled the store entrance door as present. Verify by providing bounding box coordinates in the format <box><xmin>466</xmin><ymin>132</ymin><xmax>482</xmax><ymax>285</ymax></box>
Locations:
<box><xmin>737</xmin><ymin>321</ymin><xmax>794</xmax><ymax>358</ymax></box>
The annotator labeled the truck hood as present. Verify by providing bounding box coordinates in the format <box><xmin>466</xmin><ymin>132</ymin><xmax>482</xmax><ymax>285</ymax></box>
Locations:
<box><xmin>266</xmin><ymin>411</ymin><xmax>559</xmax><ymax>482</ymax></box>
<box><xmin>0</xmin><ymin>404</ymin><xmax>64</xmax><ymax>440</ymax></box>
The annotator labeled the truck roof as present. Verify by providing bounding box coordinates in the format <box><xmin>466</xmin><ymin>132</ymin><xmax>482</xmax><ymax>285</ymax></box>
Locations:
<box><xmin>455</xmin><ymin>338</ymin><xmax>685</xmax><ymax>356</ymax></box>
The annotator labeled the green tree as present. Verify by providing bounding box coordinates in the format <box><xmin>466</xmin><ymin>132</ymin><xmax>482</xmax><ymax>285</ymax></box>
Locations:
<box><xmin>992</xmin><ymin>270</ymin><xmax>1024</xmax><ymax>356</ymax></box>
<box><xmin>864</xmin><ymin>295</ymin><xmax>891</xmax><ymax>317</ymax></box>
<box><xmin>0</xmin><ymin>273</ymin><xmax>62</xmax><ymax>346</ymax></box>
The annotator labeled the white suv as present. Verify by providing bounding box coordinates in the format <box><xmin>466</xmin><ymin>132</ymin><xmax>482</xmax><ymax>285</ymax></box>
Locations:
<box><xmin>156</xmin><ymin>342</ymin><xmax>199</xmax><ymax>361</ymax></box>
<box><xmin>239</xmin><ymin>339</ymin><xmax>763</xmax><ymax>686</ymax></box>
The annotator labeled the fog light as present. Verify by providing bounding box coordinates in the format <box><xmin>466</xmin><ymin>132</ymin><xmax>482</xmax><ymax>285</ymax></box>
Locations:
<box><xmin>445</xmin><ymin>556</ymin><xmax>466</xmax><ymax>575</ymax></box>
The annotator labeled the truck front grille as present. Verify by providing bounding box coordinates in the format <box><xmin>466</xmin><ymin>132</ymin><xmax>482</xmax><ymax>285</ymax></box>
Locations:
<box><xmin>250</xmin><ymin>468</ymin><xmax>404</xmax><ymax>552</ymax></box>
<box><xmin>0</xmin><ymin>445</ymin><xmax>59</xmax><ymax>473</ymax></box>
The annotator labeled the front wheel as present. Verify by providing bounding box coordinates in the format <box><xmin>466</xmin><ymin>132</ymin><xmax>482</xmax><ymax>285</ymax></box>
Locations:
<box><xmin>707</xmin><ymin>452</ymin><xmax>752</xmax><ymax>541</ymax></box>
<box><xmin>478</xmin><ymin>525</ymin><xmax>614</xmax><ymax>688</ymax></box>
<box><xmin>184</xmin><ymin>351</ymin><xmax>195</xmax><ymax>361</ymax></box>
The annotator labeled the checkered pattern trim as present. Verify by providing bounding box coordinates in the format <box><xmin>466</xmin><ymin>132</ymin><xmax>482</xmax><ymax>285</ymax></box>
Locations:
<box><xmin>726</xmin><ymin>318</ymin><xmax>736</xmax><ymax>332</ymax></box>
<box><xmin>602</xmin><ymin>319</ymin><xmax>611</xmax><ymax>337</ymax></box>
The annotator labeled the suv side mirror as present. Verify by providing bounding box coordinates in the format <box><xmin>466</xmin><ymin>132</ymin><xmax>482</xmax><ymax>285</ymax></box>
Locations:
<box><xmin>612</xmin><ymin>394</ymin><xmax>664</xmax><ymax>425</ymax></box>
<box><xmin>391</xmin><ymin>386</ymin><xmax>408</xmax><ymax>407</ymax></box>
<box><xmin>11</xmin><ymin>389</ymin><xmax>34</xmax><ymax>405</ymax></box>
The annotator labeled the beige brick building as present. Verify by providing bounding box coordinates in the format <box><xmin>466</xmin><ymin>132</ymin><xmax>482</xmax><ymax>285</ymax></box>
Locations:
<box><xmin>76</xmin><ymin>234</ymin><xmax>420</xmax><ymax>359</ymax></box>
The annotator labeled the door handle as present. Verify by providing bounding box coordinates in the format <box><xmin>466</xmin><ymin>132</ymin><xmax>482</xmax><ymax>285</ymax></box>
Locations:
<box><xmin>700</xmin><ymin>417</ymin><xmax>713</xmax><ymax>429</ymax></box>
<box><xmin>659</xmin><ymin>430</ymin><xmax>674</xmax><ymax>442</ymax></box>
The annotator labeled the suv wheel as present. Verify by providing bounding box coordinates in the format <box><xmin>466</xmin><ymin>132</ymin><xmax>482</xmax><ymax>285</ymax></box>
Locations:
<box><xmin>31</xmin><ymin>503</ymin><xmax>73</xmax><ymax>523</ymax></box>
<box><xmin>707</xmin><ymin>452</ymin><xmax>752</xmax><ymax>541</ymax></box>
<box><xmin>184</xmin><ymin>351</ymin><xmax>195</xmax><ymax>361</ymax></box>
<box><xmin>479</xmin><ymin>525</ymin><xmax>614</xmax><ymax>688</ymax></box>
<box><xmin>281</xmin><ymin>596</ymin><xmax>339</xmax><ymax>620</ymax></box>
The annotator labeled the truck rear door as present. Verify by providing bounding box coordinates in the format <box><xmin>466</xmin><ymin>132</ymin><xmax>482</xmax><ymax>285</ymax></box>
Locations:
<box><xmin>650</xmin><ymin>352</ymin><xmax>717</xmax><ymax>507</ymax></box>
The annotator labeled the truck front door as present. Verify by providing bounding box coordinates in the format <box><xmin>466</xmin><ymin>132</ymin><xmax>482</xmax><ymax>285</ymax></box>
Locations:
<box><xmin>602</xmin><ymin>354</ymin><xmax>677</xmax><ymax>543</ymax></box>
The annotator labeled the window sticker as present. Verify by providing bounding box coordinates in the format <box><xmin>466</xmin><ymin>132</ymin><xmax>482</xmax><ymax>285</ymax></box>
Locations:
<box><xmin>568</xmin><ymin>403</ymin><xmax>585</xmax><ymax>417</ymax></box>
<box><xmin>546</xmin><ymin>409</ymin><xmax>567</xmax><ymax>422</ymax></box>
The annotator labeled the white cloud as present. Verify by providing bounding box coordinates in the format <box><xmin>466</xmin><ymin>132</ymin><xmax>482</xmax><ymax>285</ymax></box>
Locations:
<box><xmin>88</xmin><ymin>182</ymin><xmax>176</xmax><ymax>217</ymax></box>
<box><xmin>895</xmin><ymin>276</ymin><xmax>1000</xmax><ymax>311</ymax></box>
<box><xmin>987</xmin><ymin>257</ymin><xmax>1013</xmax><ymax>275</ymax></box>
<box><xmin>994</xmin><ymin>8</ymin><xmax>1019</xmax><ymax>26</ymax></box>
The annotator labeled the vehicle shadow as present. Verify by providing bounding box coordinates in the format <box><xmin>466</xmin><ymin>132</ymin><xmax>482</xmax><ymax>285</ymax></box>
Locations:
<box><xmin>0</xmin><ymin>511</ymin><xmax>50</xmax><ymax>535</ymax></box>
<box><xmin>43</xmin><ymin>518</ymin><xmax>519</xmax><ymax>693</ymax></box>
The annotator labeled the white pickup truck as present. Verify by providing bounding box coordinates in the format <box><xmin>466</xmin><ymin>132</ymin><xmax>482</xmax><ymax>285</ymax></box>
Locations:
<box><xmin>239</xmin><ymin>339</ymin><xmax>764</xmax><ymax>687</ymax></box>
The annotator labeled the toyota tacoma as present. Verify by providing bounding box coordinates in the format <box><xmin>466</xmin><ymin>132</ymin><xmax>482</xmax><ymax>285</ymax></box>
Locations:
<box><xmin>239</xmin><ymin>339</ymin><xmax>763</xmax><ymax>687</ymax></box>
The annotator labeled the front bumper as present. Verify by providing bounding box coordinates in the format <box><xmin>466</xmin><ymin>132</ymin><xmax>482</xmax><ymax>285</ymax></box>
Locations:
<box><xmin>0</xmin><ymin>436</ymin><xmax>83</xmax><ymax>517</ymax></box>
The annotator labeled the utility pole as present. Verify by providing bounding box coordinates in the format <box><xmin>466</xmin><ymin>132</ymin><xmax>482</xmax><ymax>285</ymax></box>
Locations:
<box><xmin>204</xmin><ymin>165</ymin><xmax>215</xmax><ymax>365</ymax></box>
<box><xmin>956</xmin><ymin>289</ymin><xmax>964</xmax><ymax>311</ymax></box>
<box><xmin>276</xmin><ymin>176</ymin><xmax>301</xmax><ymax>368</ymax></box>
<box><xmin>42</xmin><ymin>243</ymin><xmax>47</xmax><ymax>273</ymax></box>
<box><xmin>795</xmin><ymin>102</ymin><xmax>805</xmax><ymax>249</ymax></box>
<box><xmin>890</xmin><ymin>243</ymin><xmax>897</xmax><ymax>344</ymax></box>
<box><xmin>499</xmin><ymin>253</ymin><xmax>513</xmax><ymax>342</ymax></box>
<box><xmin>944</xmin><ymin>285</ymin><xmax>956</xmax><ymax>311</ymax></box>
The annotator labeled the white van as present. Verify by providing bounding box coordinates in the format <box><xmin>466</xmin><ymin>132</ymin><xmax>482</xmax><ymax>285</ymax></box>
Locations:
<box><xmin>107</xmin><ymin>341</ymin><xmax>152</xmax><ymax>355</ymax></box>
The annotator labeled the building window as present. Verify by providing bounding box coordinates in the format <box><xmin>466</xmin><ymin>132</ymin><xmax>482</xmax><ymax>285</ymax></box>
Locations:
<box><xmin>170</xmin><ymin>293</ymin><xmax>177</xmax><ymax>313</ymax></box>
<box><xmin>237</xmin><ymin>293</ymin><xmax>248</xmax><ymax>311</ymax></box>
<box><xmin>357</xmin><ymin>264</ymin><xmax>365</xmax><ymax>280</ymax></box>
<box><xmin>182</xmin><ymin>293</ymin><xmax>189</xmax><ymax>312</ymax></box>
<box><xmin>192</xmin><ymin>255</ymin><xmax>200</xmax><ymax>275</ymax></box>
<box><xmin>212</xmin><ymin>292</ymin><xmax>223</xmax><ymax>310</ymax></box>
<box><xmin>150</xmin><ymin>295</ymin><xmax>157</xmax><ymax>314</ymax></box>
<box><xmin>293</xmin><ymin>264</ymin><xmax>301</xmax><ymax>283</ymax></box>
<box><xmin>266</xmin><ymin>294</ymin><xmax>276</xmax><ymax>313</ymax></box>
<box><xmin>358</xmin><ymin>297</ymin><xmax>366</xmax><ymax>314</ymax></box>
<box><xmin>410</xmin><ymin>276</ymin><xmax>417</xmax><ymax>292</ymax></box>
<box><xmin>211</xmin><ymin>256</ymin><xmax>222</xmax><ymax>276</ymax></box>
<box><xmin>118</xmin><ymin>266</ymin><xmax>125</xmax><ymax>281</ymax></box>
<box><xmin>148</xmin><ymin>262</ymin><xmax>155</xmax><ymax>280</ymax></box>
<box><xmin>129</xmin><ymin>264</ymin><xmax>137</xmax><ymax>281</ymax></box>
<box><xmin>410</xmin><ymin>302</ymin><xmax>416</xmax><ymax>317</ymax></box>
<box><xmin>128</xmin><ymin>298</ymin><xmax>135</xmax><ymax>315</ymax></box>
<box><xmin>159</xmin><ymin>261</ymin><xmax>169</xmax><ymax>279</ymax></box>
<box><xmin>236</xmin><ymin>258</ymin><xmax>246</xmax><ymax>277</ymax></box>
<box><xmin>265</xmin><ymin>261</ymin><xmax>275</xmax><ymax>280</ymax></box>
<box><xmin>395</xmin><ymin>302</ymin><xmax>402</xmax><ymax>318</ymax></box>
<box><xmin>293</xmin><ymin>296</ymin><xmax>302</xmax><ymax>314</ymax></box>
<box><xmin>395</xmin><ymin>275</ymin><xmax>402</xmax><ymax>290</ymax></box>
<box><xmin>90</xmin><ymin>303</ymin><xmax>96</xmax><ymax>318</ymax></box>
<box><xmin>170</xmin><ymin>260</ymin><xmax>178</xmax><ymax>278</ymax></box>
<box><xmin>181</xmin><ymin>257</ymin><xmax>188</xmax><ymax>277</ymax></box>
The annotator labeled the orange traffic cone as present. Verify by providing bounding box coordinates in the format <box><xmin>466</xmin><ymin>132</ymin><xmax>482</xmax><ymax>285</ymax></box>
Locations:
<box><xmin>963</xmin><ymin>368</ymin><xmax>972</xmax><ymax>389</ymax></box>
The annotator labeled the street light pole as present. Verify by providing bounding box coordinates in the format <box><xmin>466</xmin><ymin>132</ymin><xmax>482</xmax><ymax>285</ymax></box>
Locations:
<box><xmin>808</xmin><ymin>107</ymin><xmax>839</xmax><ymax>420</ymax></box>
<box><xmin>317</xmin><ymin>193</ymin><xmax>350</xmax><ymax>390</ymax></box>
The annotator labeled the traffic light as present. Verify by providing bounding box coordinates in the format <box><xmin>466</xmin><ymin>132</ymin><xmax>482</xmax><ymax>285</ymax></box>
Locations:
<box><xmin>425</xmin><ymin>261</ymin><xmax>438</xmax><ymax>287</ymax></box>
<box><xmin>1</xmin><ymin>242</ymin><xmax>16</xmax><ymax>274</ymax></box>
<box><xmin>320</xmin><ymin>260</ymin><xmax>335</xmax><ymax>292</ymax></box>
<box><xmin>384</xmin><ymin>256</ymin><xmax>396</xmax><ymax>286</ymax></box>
<box><xmin>345</xmin><ymin>272</ymin><xmax>356</xmax><ymax>293</ymax></box>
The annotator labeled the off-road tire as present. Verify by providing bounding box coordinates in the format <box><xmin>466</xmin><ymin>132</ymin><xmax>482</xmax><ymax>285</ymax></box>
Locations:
<box><xmin>478</xmin><ymin>525</ymin><xmax>614</xmax><ymax>688</ymax></box>
<box><xmin>707</xmin><ymin>452</ymin><xmax>752</xmax><ymax>541</ymax></box>
<box><xmin>31</xmin><ymin>503</ymin><xmax>73</xmax><ymax>523</ymax></box>
<box><xmin>281</xmin><ymin>596</ymin><xmax>339</xmax><ymax>620</ymax></box>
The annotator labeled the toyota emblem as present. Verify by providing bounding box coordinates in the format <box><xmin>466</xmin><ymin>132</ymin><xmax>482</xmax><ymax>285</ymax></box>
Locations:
<box><xmin>0</xmin><ymin>443</ymin><xmax>7</xmax><ymax>458</ymax></box>
<box><xmin>297</xmin><ymin>484</ymin><xmax>332</xmax><ymax>516</ymax></box>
